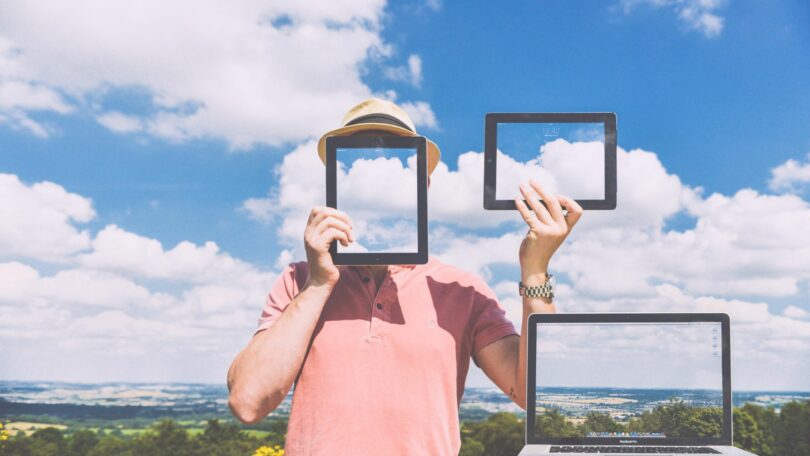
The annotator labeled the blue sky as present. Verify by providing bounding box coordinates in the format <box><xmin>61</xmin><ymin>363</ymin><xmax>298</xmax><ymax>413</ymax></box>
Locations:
<box><xmin>1</xmin><ymin>0</ymin><xmax>810</xmax><ymax>390</ymax></box>
<box><xmin>3</xmin><ymin>1</ymin><xmax>809</xmax><ymax>265</ymax></box>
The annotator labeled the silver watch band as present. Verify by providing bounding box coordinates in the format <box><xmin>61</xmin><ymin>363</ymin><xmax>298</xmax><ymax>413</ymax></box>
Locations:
<box><xmin>519</xmin><ymin>274</ymin><xmax>554</xmax><ymax>299</ymax></box>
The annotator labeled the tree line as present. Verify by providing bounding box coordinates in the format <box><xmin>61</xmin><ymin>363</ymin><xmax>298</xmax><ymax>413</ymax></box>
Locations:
<box><xmin>1</xmin><ymin>399</ymin><xmax>808</xmax><ymax>455</ymax></box>
<box><xmin>534</xmin><ymin>398</ymin><xmax>723</xmax><ymax>439</ymax></box>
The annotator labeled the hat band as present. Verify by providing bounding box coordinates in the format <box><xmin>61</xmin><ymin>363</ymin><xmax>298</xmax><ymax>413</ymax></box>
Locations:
<box><xmin>345</xmin><ymin>113</ymin><xmax>413</xmax><ymax>132</ymax></box>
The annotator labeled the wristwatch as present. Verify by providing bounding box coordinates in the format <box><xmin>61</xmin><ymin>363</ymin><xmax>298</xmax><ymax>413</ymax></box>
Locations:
<box><xmin>519</xmin><ymin>273</ymin><xmax>555</xmax><ymax>299</ymax></box>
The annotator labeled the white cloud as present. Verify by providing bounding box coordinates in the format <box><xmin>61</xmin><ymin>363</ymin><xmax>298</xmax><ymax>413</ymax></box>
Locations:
<box><xmin>408</xmin><ymin>55</ymin><xmax>423</xmax><ymax>87</ymax></box>
<box><xmin>0</xmin><ymin>261</ymin><xmax>164</xmax><ymax>309</ymax></box>
<box><xmin>769</xmin><ymin>152</ymin><xmax>810</xmax><ymax>193</ymax></box>
<box><xmin>0</xmin><ymin>37</ymin><xmax>73</xmax><ymax>136</ymax></box>
<box><xmin>420</xmin><ymin>147</ymin><xmax>810</xmax><ymax>389</ymax></box>
<box><xmin>384</xmin><ymin>54</ymin><xmax>423</xmax><ymax>87</ymax></box>
<box><xmin>245</xmin><ymin>139</ymin><xmax>810</xmax><ymax>302</ymax></box>
<box><xmin>0</xmin><ymin>172</ymin><xmax>281</xmax><ymax>381</ymax></box>
<box><xmin>241</xmin><ymin>136</ymin><xmax>796</xmax><ymax>318</ymax></box>
<box><xmin>438</xmin><ymin>187</ymin><xmax>810</xmax><ymax>300</ymax></box>
<box><xmin>620</xmin><ymin>0</ymin><xmax>726</xmax><ymax>38</ymax></box>
<box><xmin>4</xmin><ymin>128</ymin><xmax>810</xmax><ymax>388</ymax></box>
<box><xmin>425</xmin><ymin>0</ymin><xmax>442</xmax><ymax>12</ymax></box>
<box><xmin>0</xmin><ymin>173</ymin><xmax>95</xmax><ymax>262</ymax></box>
<box><xmin>784</xmin><ymin>305</ymin><xmax>810</xmax><ymax>320</ymax></box>
<box><xmin>78</xmin><ymin>224</ymin><xmax>274</xmax><ymax>289</ymax></box>
<box><xmin>477</xmin><ymin>275</ymin><xmax>810</xmax><ymax>390</ymax></box>
<box><xmin>400</xmin><ymin>100</ymin><xmax>438</xmax><ymax>130</ymax></box>
<box><xmin>559</xmin><ymin>285</ymin><xmax>810</xmax><ymax>390</ymax></box>
<box><xmin>96</xmin><ymin>111</ymin><xmax>143</xmax><ymax>133</ymax></box>
<box><xmin>0</xmin><ymin>0</ymin><xmax>436</xmax><ymax>147</ymax></box>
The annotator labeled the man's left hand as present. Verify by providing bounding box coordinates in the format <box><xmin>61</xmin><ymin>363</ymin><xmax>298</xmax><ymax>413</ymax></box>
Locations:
<box><xmin>514</xmin><ymin>179</ymin><xmax>583</xmax><ymax>285</ymax></box>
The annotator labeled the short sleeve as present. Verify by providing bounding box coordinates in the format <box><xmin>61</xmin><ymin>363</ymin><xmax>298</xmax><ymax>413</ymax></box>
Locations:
<box><xmin>254</xmin><ymin>262</ymin><xmax>304</xmax><ymax>336</ymax></box>
<box><xmin>470</xmin><ymin>276</ymin><xmax>518</xmax><ymax>358</ymax></box>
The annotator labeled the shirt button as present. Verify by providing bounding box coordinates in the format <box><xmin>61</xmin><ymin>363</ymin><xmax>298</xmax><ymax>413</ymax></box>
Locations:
<box><xmin>362</xmin><ymin>277</ymin><xmax>370</xmax><ymax>283</ymax></box>
<box><xmin>376</xmin><ymin>303</ymin><xmax>383</xmax><ymax>310</ymax></box>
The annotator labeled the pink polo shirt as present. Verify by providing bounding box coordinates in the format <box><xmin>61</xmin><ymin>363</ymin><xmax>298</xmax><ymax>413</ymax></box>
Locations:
<box><xmin>254</xmin><ymin>255</ymin><xmax>518</xmax><ymax>455</ymax></box>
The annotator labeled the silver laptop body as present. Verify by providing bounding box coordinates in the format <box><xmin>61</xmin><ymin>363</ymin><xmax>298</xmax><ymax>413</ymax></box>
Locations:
<box><xmin>518</xmin><ymin>313</ymin><xmax>757</xmax><ymax>455</ymax></box>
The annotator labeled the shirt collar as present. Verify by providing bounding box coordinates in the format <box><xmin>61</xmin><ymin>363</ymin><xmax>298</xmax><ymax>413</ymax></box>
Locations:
<box><xmin>389</xmin><ymin>263</ymin><xmax>417</xmax><ymax>273</ymax></box>
<box><xmin>347</xmin><ymin>262</ymin><xmax>418</xmax><ymax>277</ymax></box>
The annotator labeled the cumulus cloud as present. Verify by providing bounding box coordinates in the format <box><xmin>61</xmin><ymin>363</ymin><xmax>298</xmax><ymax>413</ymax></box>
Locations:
<box><xmin>495</xmin><ymin>280</ymin><xmax>810</xmax><ymax>390</ymax></box>
<box><xmin>238</xmin><ymin>140</ymin><xmax>520</xmax><ymax>262</ymax></box>
<box><xmin>0</xmin><ymin>172</ymin><xmax>278</xmax><ymax>382</ymax></box>
<box><xmin>240</xmin><ymin>138</ymin><xmax>697</xmax><ymax>260</ymax></box>
<box><xmin>78</xmin><ymin>224</ymin><xmax>274</xmax><ymax>289</ymax></box>
<box><xmin>0</xmin><ymin>38</ymin><xmax>73</xmax><ymax>136</ymax></box>
<box><xmin>95</xmin><ymin>111</ymin><xmax>143</xmax><ymax>134</ymax></box>
<box><xmin>240</xmin><ymin>137</ymin><xmax>810</xmax><ymax>383</ymax></box>
<box><xmin>0</xmin><ymin>0</ymin><xmax>436</xmax><ymax>147</ymax></box>
<box><xmin>0</xmin><ymin>173</ymin><xmax>95</xmax><ymax>262</ymax></box>
<box><xmin>400</xmin><ymin>100</ymin><xmax>439</xmax><ymax>130</ymax></box>
<box><xmin>769</xmin><ymin>152</ymin><xmax>810</xmax><ymax>193</ymax></box>
<box><xmin>384</xmin><ymin>54</ymin><xmax>423</xmax><ymax>88</ymax></box>
<box><xmin>4</xmin><ymin>134</ymin><xmax>810</xmax><ymax>387</ymax></box>
<box><xmin>245</xmin><ymin>139</ymin><xmax>810</xmax><ymax>299</ymax></box>
<box><xmin>620</xmin><ymin>0</ymin><xmax>726</xmax><ymax>38</ymax></box>
<box><xmin>784</xmin><ymin>305</ymin><xmax>810</xmax><ymax>320</ymax></box>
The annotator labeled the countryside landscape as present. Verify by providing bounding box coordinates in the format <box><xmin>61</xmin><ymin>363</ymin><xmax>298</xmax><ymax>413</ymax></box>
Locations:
<box><xmin>1</xmin><ymin>381</ymin><xmax>809</xmax><ymax>455</ymax></box>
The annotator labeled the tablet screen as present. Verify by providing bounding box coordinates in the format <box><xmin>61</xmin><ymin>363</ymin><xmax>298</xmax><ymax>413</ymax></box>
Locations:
<box><xmin>484</xmin><ymin>113</ymin><xmax>616</xmax><ymax>211</ymax></box>
<box><xmin>495</xmin><ymin>121</ymin><xmax>605</xmax><ymax>201</ymax></box>
<box><xmin>334</xmin><ymin>146</ymin><xmax>419</xmax><ymax>254</ymax></box>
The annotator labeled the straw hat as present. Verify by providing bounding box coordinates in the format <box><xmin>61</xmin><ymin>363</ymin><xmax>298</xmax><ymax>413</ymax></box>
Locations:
<box><xmin>317</xmin><ymin>98</ymin><xmax>441</xmax><ymax>175</ymax></box>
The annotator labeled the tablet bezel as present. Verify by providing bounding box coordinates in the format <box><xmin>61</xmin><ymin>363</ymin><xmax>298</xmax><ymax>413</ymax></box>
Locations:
<box><xmin>484</xmin><ymin>112</ymin><xmax>617</xmax><ymax>211</ymax></box>
<box><xmin>325</xmin><ymin>135</ymin><xmax>428</xmax><ymax>265</ymax></box>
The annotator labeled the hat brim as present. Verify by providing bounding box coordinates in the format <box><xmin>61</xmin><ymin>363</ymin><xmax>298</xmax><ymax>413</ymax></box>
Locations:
<box><xmin>317</xmin><ymin>122</ymin><xmax>441</xmax><ymax>175</ymax></box>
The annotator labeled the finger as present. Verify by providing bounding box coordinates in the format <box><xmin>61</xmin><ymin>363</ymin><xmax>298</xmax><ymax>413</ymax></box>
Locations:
<box><xmin>310</xmin><ymin>206</ymin><xmax>353</xmax><ymax>230</ymax></box>
<box><xmin>316</xmin><ymin>216</ymin><xmax>354</xmax><ymax>243</ymax></box>
<box><xmin>557</xmin><ymin>194</ymin><xmax>583</xmax><ymax>229</ymax></box>
<box><xmin>520</xmin><ymin>183</ymin><xmax>553</xmax><ymax>226</ymax></box>
<box><xmin>322</xmin><ymin>227</ymin><xmax>350</xmax><ymax>247</ymax></box>
<box><xmin>515</xmin><ymin>197</ymin><xmax>542</xmax><ymax>230</ymax></box>
<box><xmin>529</xmin><ymin>179</ymin><xmax>565</xmax><ymax>226</ymax></box>
<box><xmin>311</xmin><ymin>206</ymin><xmax>352</xmax><ymax>227</ymax></box>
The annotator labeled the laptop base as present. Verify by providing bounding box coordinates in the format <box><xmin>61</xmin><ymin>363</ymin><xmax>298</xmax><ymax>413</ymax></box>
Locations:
<box><xmin>518</xmin><ymin>444</ymin><xmax>757</xmax><ymax>455</ymax></box>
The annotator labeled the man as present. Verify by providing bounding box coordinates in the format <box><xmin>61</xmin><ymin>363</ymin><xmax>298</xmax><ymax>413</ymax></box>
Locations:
<box><xmin>227</xmin><ymin>98</ymin><xmax>583</xmax><ymax>455</ymax></box>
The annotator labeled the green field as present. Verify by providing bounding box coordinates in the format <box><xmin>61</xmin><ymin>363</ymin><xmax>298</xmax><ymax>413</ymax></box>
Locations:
<box><xmin>1</xmin><ymin>400</ymin><xmax>809</xmax><ymax>456</ymax></box>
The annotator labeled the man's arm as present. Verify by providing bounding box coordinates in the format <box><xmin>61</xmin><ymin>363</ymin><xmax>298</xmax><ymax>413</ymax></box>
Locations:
<box><xmin>473</xmin><ymin>282</ymin><xmax>554</xmax><ymax>410</ymax></box>
<box><xmin>227</xmin><ymin>206</ymin><xmax>354</xmax><ymax>424</ymax></box>
<box><xmin>227</xmin><ymin>281</ymin><xmax>334</xmax><ymax>424</ymax></box>
<box><xmin>473</xmin><ymin>180</ymin><xmax>582</xmax><ymax>410</ymax></box>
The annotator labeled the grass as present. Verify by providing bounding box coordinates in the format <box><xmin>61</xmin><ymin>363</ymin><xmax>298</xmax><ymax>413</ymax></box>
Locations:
<box><xmin>3</xmin><ymin>419</ymin><xmax>271</xmax><ymax>440</ymax></box>
<box><xmin>4</xmin><ymin>421</ymin><xmax>67</xmax><ymax>436</ymax></box>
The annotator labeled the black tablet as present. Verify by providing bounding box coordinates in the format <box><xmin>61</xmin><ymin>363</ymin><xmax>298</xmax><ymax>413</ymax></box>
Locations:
<box><xmin>325</xmin><ymin>135</ymin><xmax>428</xmax><ymax>265</ymax></box>
<box><xmin>484</xmin><ymin>113</ymin><xmax>617</xmax><ymax>211</ymax></box>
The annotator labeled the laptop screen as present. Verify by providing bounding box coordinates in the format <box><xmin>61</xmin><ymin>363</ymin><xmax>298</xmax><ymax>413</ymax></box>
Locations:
<box><xmin>533</xmin><ymin>321</ymin><xmax>724</xmax><ymax>441</ymax></box>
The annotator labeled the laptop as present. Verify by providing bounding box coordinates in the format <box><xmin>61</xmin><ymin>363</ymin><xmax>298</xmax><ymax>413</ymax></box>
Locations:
<box><xmin>518</xmin><ymin>313</ymin><xmax>757</xmax><ymax>455</ymax></box>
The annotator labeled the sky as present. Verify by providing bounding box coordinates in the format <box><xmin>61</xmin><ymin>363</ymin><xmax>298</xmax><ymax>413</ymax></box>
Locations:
<box><xmin>1</xmin><ymin>0</ymin><xmax>810</xmax><ymax>391</ymax></box>
<box><xmin>335</xmin><ymin>148</ymin><xmax>420</xmax><ymax>254</ymax></box>
<box><xmin>535</xmin><ymin>322</ymin><xmax>722</xmax><ymax>390</ymax></box>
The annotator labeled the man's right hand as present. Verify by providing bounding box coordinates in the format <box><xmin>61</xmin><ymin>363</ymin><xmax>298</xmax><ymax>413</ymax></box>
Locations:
<box><xmin>304</xmin><ymin>206</ymin><xmax>354</xmax><ymax>288</ymax></box>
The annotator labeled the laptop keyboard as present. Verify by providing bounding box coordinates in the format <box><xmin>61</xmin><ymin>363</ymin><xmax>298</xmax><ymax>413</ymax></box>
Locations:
<box><xmin>549</xmin><ymin>446</ymin><xmax>721</xmax><ymax>453</ymax></box>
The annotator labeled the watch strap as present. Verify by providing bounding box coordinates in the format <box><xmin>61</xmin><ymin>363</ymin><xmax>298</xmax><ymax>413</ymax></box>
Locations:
<box><xmin>519</xmin><ymin>275</ymin><xmax>554</xmax><ymax>299</ymax></box>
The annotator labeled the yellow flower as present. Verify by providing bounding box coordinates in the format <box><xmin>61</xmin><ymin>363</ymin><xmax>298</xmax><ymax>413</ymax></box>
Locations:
<box><xmin>253</xmin><ymin>445</ymin><xmax>285</xmax><ymax>456</ymax></box>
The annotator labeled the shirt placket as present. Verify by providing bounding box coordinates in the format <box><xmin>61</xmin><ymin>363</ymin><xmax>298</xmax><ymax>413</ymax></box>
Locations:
<box><xmin>357</xmin><ymin>266</ymin><xmax>401</xmax><ymax>342</ymax></box>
